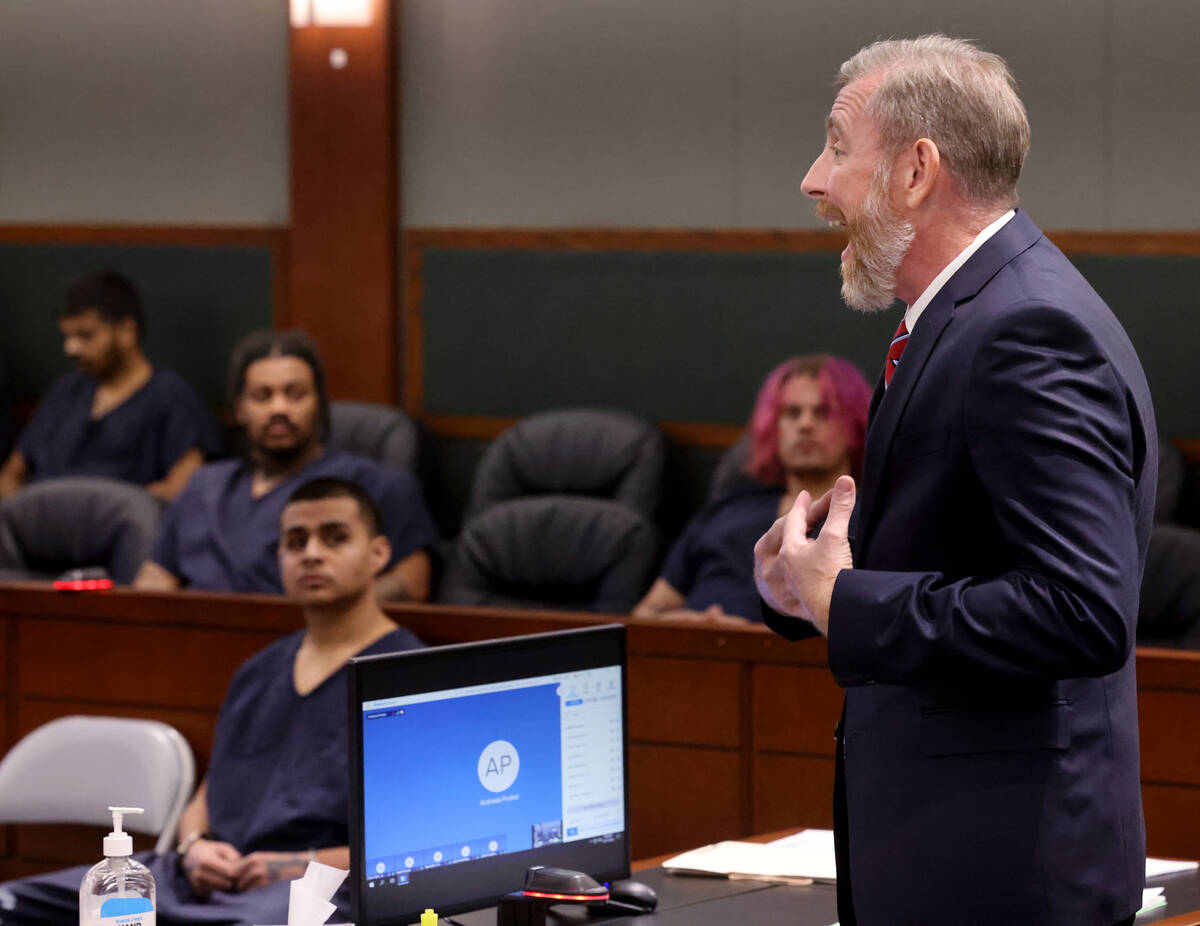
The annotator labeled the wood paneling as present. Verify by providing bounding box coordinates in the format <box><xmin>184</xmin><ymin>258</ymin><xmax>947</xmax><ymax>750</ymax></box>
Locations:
<box><xmin>753</xmin><ymin>665</ymin><xmax>842</xmax><ymax>756</ymax></box>
<box><xmin>752</xmin><ymin>754</ymin><xmax>836</xmax><ymax>834</ymax></box>
<box><xmin>1141</xmin><ymin>689</ymin><xmax>1200</xmax><ymax>786</ymax></box>
<box><xmin>629</xmin><ymin>656</ymin><xmax>743</xmax><ymax>748</ymax></box>
<box><xmin>1046</xmin><ymin>231</ymin><xmax>1200</xmax><ymax>256</ymax></box>
<box><xmin>1139</xmin><ymin>646</ymin><xmax>1200</xmax><ymax>690</ymax></box>
<box><xmin>288</xmin><ymin>0</ymin><xmax>397</xmax><ymax>402</ymax></box>
<box><xmin>630</xmin><ymin>744</ymin><xmax>742</xmax><ymax>859</ymax></box>
<box><xmin>11</xmin><ymin>824</ymin><xmax>157</xmax><ymax>875</ymax></box>
<box><xmin>3</xmin><ymin>585</ymin><xmax>1200</xmax><ymax>870</ymax></box>
<box><xmin>17</xmin><ymin>620</ymin><xmax>278</xmax><ymax>709</ymax></box>
<box><xmin>1144</xmin><ymin>783</ymin><xmax>1200</xmax><ymax>860</ymax></box>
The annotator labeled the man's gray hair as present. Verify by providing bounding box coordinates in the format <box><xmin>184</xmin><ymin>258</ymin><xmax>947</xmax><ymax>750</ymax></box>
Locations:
<box><xmin>838</xmin><ymin>35</ymin><xmax>1030</xmax><ymax>208</ymax></box>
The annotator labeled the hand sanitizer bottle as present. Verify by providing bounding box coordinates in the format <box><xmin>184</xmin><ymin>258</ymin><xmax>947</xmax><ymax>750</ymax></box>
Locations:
<box><xmin>79</xmin><ymin>807</ymin><xmax>156</xmax><ymax>926</ymax></box>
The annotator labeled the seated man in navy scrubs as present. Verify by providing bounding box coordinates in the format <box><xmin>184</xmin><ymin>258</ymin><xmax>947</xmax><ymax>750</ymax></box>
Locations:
<box><xmin>134</xmin><ymin>329</ymin><xmax>437</xmax><ymax>601</ymax></box>
<box><xmin>633</xmin><ymin>354</ymin><xmax>870</xmax><ymax>623</ymax></box>
<box><xmin>0</xmin><ymin>476</ymin><xmax>424</xmax><ymax>925</ymax></box>
<box><xmin>0</xmin><ymin>271</ymin><xmax>218</xmax><ymax>503</ymax></box>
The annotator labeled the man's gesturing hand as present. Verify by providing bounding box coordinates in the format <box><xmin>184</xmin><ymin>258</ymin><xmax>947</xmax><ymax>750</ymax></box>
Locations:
<box><xmin>753</xmin><ymin>475</ymin><xmax>856</xmax><ymax>636</ymax></box>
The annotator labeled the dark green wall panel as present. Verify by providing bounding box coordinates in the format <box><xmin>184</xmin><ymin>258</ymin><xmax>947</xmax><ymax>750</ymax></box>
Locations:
<box><xmin>422</xmin><ymin>247</ymin><xmax>1200</xmax><ymax>436</ymax></box>
<box><xmin>423</xmin><ymin>249</ymin><xmax>895</xmax><ymax>425</ymax></box>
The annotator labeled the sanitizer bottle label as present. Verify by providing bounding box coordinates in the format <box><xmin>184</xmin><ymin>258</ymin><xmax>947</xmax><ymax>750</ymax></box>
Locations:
<box><xmin>97</xmin><ymin>895</ymin><xmax>155</xmax><ymax>926</ymax></box>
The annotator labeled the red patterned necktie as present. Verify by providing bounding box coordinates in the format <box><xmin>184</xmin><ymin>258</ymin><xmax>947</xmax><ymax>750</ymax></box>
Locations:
<box><xmin>884</xmin><ymin>319</ymin><xmax>909</xmax><ymax>389</ymax></box>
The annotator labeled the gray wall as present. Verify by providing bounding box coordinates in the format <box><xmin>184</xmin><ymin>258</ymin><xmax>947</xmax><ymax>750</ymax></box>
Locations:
<box><xmin>0</xmin><ymin>0</ymin><xmax>289</xmax><ymax>225</ymax></box>
<box><xmin>401</xmin><ymin>0</ymin><xmax>1200</xmax><ymax>230</ymax></box>
<box><xmin>0</xmin><ymin>2</ymin><xmax>1194</xmax><ymax>228</ymax></box>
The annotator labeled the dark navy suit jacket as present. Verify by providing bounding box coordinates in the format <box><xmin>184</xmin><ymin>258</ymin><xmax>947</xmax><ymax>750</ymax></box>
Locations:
<box><xmin>768</xmin><ymin>211</ymin><xmax>1156</xmax><ymax>926</ymax></box>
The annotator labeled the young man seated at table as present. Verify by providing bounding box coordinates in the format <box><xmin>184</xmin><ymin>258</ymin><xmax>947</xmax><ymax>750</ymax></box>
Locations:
<box><xmin>633</xmin><ymin>354</ymin><xmax>870</xmax><ymax>624</ymax></box>
<box><xmin>0</xmin><ymin>477</ymin><xmax>424</xmax><ymax>925</ymax></box>
<box><xmin>134</xmin><ymin>328</ymin><xmax>438</xmax><ymax>601</ymax></box>
<box><xmin>0</xmin><ymin>271</ymin><xmax>218</xmax><ymax>503</ymax></box>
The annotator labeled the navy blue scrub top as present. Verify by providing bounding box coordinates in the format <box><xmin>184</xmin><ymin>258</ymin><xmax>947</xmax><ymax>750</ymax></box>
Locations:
<box><xmin>150</xmin><ymin>449</ymin><xmax>439</xmax><ymax>593</ymax></box>
<box><xmin>17</xmin><ymin>366</ymin><xmax>218</xmax><ymax>484</ymax></box>
<box><xmin>661</xmin><ymin>483</ymin><xmax>783</xmax><ymax>622</ymax></box>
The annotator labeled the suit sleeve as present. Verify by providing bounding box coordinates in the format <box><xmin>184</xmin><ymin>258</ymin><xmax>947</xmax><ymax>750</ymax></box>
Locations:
<box><xmin>828</xmin><ymin>302</ymin><xmax>1148</xmax><ymax>684</ymax></box>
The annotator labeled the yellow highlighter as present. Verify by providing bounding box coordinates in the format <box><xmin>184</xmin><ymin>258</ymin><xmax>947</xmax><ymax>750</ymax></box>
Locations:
<box><xmin>420</xmin><ymin>909</ymin><xmax>438</xmax><ymax>926</ymax></box>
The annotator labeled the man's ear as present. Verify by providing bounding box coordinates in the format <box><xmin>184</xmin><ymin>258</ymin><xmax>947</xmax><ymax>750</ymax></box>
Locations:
<box><xmin>896</xmin><ymin>138</ymin><xmax>941</xmax><ymax>209</ymax></box>
<box><xmin>116</xmin><ymin>317</ymin><xmax>139</xmax><ymax>350</ymax></box>
<box><xmin>370</xmin><ymin>534</ymin><xmax>392</xmax><ymax>577</ymax></box>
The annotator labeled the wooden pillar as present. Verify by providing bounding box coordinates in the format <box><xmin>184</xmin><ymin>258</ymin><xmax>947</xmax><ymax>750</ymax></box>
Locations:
<box><xmin>288</xmin><ymin>0</ymin><xmax>397</xmax><ymax>403</ymax></box>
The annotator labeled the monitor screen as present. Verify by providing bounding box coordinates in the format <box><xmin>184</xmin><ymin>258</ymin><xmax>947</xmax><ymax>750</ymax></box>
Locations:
<box><xmin>347</xmin><ymin>624</ymin><xmax>630</xmax><ymax>926</ymax></box>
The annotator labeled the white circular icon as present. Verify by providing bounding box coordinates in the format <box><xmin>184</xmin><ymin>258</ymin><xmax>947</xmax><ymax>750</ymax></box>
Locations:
<box><xmin>375</xmin><ymin>862</ymin><xmax>385</xmax><ymax>874</ymax></box>
<box><xmin>433</xmin><ymin>851</ymin><xmax>443</xmax><ymax>862</ymax></box>
<box><xmin>404</xmin><ymin>856</ymin><xmax>414</xmax><ymax>869</ymax></box>
<box><xmin>488</xmin><ymin>840</ymin><xmax>499</xmax><ymax>852</ymax></box>
<box><xmin>477</xmin><ymin>739</ymin><xmax>520</xmax><ymax>792</ymax></box>
<box><xmin>461</xmin><ymin>845</ymin><xmax>471</xmax><ymax>857</ymax></box>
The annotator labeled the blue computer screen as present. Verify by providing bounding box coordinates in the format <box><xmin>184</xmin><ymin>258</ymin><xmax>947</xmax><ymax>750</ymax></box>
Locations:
<box><xmin>362</xmin><ymin>682</ymin><xmax>564</xmax><ymax>873</ymax></box>
<box><xmin>350</xmin><ymin>631</ymin><xmax>628</xmax><ymax>926</ymax></box>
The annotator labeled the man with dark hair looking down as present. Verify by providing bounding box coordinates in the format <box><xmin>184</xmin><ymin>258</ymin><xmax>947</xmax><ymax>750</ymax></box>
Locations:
<box><xmin>754</xmin><ymin>35</ymin><xmax>1155</xmax><ymax>926</ymax></box>
<box><xmin>134</xmin><ymin>329</ymin><xmax>437</xmax><ymax>601</ymax></box>
<box><xmin>0</xmin><ymin>270</ymin><xmax>217</xmax><ymax>502</ymax></box>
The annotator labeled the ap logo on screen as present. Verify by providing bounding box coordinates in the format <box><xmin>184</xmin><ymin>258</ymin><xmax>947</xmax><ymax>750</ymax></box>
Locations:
<box><xmin>478</xmin><ymin>739</ymin><xmax>520</xmax><ymax>792</ymax></box>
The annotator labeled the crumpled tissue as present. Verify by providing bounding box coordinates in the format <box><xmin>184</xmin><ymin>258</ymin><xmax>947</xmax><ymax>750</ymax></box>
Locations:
<box><xmin>256</xmin><ymin>860</ymin><xmax>349</xmax><ymax>926</ymax></box>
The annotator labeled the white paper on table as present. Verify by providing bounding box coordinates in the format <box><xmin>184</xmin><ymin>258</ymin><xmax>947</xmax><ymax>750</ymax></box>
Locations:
<box><xmin>663</xmin><ymin>828</ymin><xmax>836</xmax><ymax>883</ymax></box>
<box><xmin>1147</xmin><ymin>856</ymin><xmax>1200</xmax><ymax>879</ymax></box>
<box><xmin>1139</xmin><ymin>886</ymin><xmax>1166</xmax><ymax>915</ymax></box>
<box><xmin>766</xmin><ymin>828</ymin><xmax>837</xmax><ymax>881</ymax></box>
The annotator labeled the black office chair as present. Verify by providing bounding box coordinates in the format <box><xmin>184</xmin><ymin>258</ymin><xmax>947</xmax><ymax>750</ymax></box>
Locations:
<box><xmin>439</xmin><ymin>495</ymin><xmax>659</xmax><ymax>613</ymax></box>
<box><xmin>0</xmin><ymin>477</ymin><xmax>161</xmax><ymax>585</ymax></box>
<box><xmin>466</xmin><ymin>409</ymin><xmax>666</xmax><ymax>520</ymax></box>
<box><xmin>1138</xmin><ymin>437</ymin><xmax>1200</xmax><ymax>640</ymax></box>
<box><xmin>707</xmin><ymin>431</ymin><xmax>763</xmax><ymax>501</ymax></box>
<box><xmin>328</xmin><ymin>401</ymin><xmax>419</xmax><ymax>472</ymax></box>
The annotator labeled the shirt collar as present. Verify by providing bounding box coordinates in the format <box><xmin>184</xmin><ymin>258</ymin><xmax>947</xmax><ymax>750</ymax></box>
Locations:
<box><xmin>903</xmin><ymin>209</ymin><xmax>1015</xmax><ymax>332</ymax></box>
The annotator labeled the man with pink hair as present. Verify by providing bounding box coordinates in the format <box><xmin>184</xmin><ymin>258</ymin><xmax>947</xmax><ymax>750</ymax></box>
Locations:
<box><xmin>633</xmin><ymin>354</ymin><xmax>869</xmax><ymax>623</ymax></box>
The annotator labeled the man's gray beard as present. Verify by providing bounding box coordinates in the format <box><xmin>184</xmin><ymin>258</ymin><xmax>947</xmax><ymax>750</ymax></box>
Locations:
<box><xmin>840</xmin><ymin>168</ymin><xmax>916</xmax><ymax>313</ymax></box>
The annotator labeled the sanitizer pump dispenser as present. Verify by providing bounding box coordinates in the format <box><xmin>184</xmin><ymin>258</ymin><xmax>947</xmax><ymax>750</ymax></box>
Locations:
<box><xmin>79</xmin><ymin>806</ymin><xmax>156</xmax><ymax>926</ymax></box>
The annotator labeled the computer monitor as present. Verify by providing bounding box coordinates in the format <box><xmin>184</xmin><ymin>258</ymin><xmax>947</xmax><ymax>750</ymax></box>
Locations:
<box><xmin>347</xmin><ymin>624</ymin><xmax>630</xmax><ymax>926</ymax></box>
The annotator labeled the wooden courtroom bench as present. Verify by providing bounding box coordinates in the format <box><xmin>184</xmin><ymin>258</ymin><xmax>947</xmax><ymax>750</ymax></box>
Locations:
<box><xmin>1</xmin><ymin>582</ymin><xmax>1198</xmax><ymax>879</ymax></box>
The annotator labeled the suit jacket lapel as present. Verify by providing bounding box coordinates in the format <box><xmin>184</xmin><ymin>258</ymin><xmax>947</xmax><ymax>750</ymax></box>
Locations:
<box><xmin>851</xmin><ymin>210</ymin><xmax>1045</xmax><ymax>564</ymax></box>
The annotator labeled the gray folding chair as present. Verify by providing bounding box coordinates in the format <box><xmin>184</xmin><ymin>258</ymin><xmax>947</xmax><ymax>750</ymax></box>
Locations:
<box><xmin>0</xmin><ymin>715</ymin><xmax>195</xmax><ymax>853</ymax></box>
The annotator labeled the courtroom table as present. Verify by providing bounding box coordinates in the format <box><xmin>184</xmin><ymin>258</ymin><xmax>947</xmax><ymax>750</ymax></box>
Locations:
<box><xmin>433</xmin><ymin>863</ymin><xmax>1200</xmax><ymax>926</ymax></box>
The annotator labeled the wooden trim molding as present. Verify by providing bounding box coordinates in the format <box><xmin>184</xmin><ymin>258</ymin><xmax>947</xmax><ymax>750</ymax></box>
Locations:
<box><xmin>423</xmin><ymin>414</ymin><xmax>745</xmax><ymax>447</ymax></box>
<box><xmin>406</xmin><ymin>227</ymin><xmax>848</xmax><ymax>254</ymax></box>
<box><xmin>405</xmin><ymin>226</ymin><xmax>1200</xmax><ymax>256</ymax></box>
<box><xmin>0</xmin><ymin>224</ymin><xmax>287</xmax><ymax>247</ymax></box>
<box><xmin>0</xmin><ymin>223</ymin><xmax>292</xmax><ymax>330</ymax></box>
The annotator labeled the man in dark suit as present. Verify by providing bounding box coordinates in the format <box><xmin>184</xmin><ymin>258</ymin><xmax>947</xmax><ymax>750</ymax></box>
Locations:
<box><xmin>754</xmin><ymin>35</ymin><xmax>1155</xmax><ymax>926</ymax></box>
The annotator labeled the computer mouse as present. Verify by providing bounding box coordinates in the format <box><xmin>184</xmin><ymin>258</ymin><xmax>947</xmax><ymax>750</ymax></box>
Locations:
<box><xmin>604</xmin><ymin>879</ymin><xmax>658</xmax><ymax>913</ymax></box>
<box><xmin>523</xmin><ymin>866</ymin><xmax>609</xmax><ymax>901</ymax></box>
